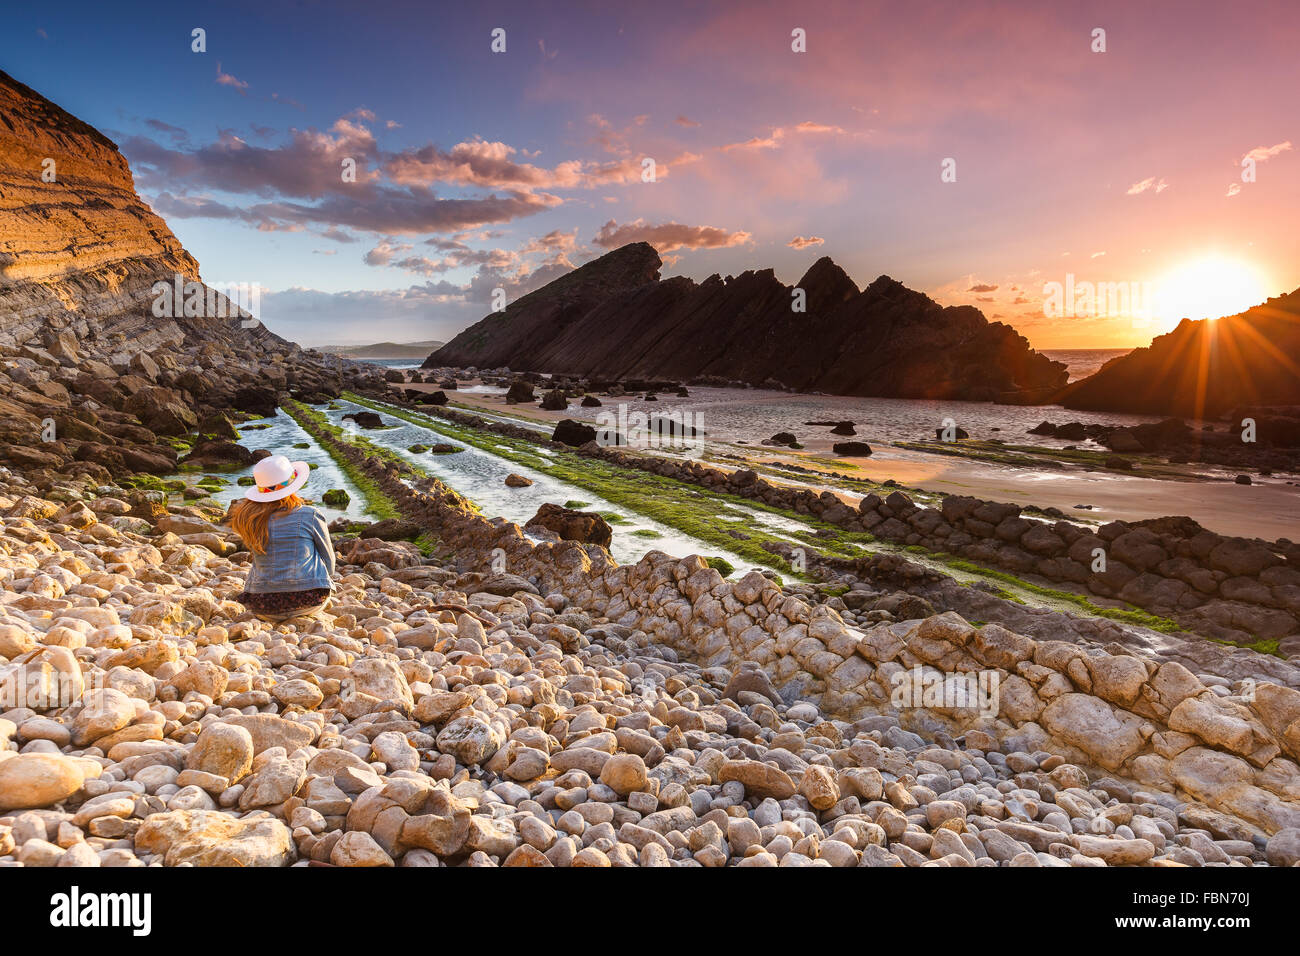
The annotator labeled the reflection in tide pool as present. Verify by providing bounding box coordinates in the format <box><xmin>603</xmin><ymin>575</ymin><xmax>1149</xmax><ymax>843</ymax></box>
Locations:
<box><xmin>325</xmin><ymin>399</ymin><xmax>762</xmax><ymax>571</ymax></box>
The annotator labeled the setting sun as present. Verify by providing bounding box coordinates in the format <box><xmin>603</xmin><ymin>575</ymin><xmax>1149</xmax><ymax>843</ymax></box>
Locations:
<box><xmin>1154</xmin><ymin>256</ymin><xmax>1270</xmax><ymax>328</ymax></box>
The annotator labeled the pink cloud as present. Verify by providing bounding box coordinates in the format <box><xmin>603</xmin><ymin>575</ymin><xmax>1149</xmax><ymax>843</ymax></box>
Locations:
<box><xmin>1126</xmin><ymin>176</ymin><xmax>1169</xmax><ymax>195</ymax></box>
<box><xmin>592</xmin><ymin>218</ymin><xmax>751</xmax><ymax>253</ymax></box>
<box><xmin>216</xmin><ymin>63</ymin><xmax>249</xmax><ymax>95</ymax></box>
<box><xmin>1243</xmin><ymin>141</ymin><xmax>1293</xmax><ymax>163</ymax></box>
<box><xmin>364</xmin><ymin>239</ymin><xmax>413</xmax><ymax>266</ymax></box>
<box><xmin>127</xmin><ymin>116</ymin><xmax>568</xmax><ymax>235</ymax></box>
<box><xmin>720</xmin><ymin>121</ymin><xmax>845</xmax><ymax>151</ymax></box>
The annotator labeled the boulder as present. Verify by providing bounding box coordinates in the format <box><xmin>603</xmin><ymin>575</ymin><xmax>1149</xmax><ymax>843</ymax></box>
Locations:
<box><xmin>0</xmin><ymin>753</ymin><xmax>98</xmax><ymax>811</ymax></box>
<box><xmin>187</xmin><ymin>722</ymin><xmax>255</xmax><ymax>782</ymax></box>
<box><xmin>196</xmin><ymin>411</ymin><xmax>240</xmax><ymax>440</ymax></box>
<box><xmin>719</xmin><ymin>760</ymin><xmax>796</xmax><ymax>800</ymax></box>
<box><xmin>832</xmin><ymin>441</ymin><xmax>873</xmax><ymax>456</ymax></box>
<box><xmin>1104</xmin><ymin>428</ymin><xmax>1144</xmax><ymax>453</ymax></box>
<box><xmin>505</xmin><ymin>381</ymin><xmax>536</xmax><ymax>404</ymax></box>
<box><xmin>231</xmin><ymin>386</ymin><xmax>280</xmax><ymax>417</ymax></box>
<box><xmin>525</xmin><ymin>503</ymin><xmax>613</xmax><ymax>548</ymax></box>
<box><xmin>182</xmin><ymin>439</ymin><xmax>255</xmax><ymax>468</ymax></box>
<box><xmin>437</xmin><ymin>715</ymin><xmax>505</xmax><ymax>765</ymax></box>
<box><xmin>552</xmin><ymin>419</ymin><xmax>597</xmax><ymax>447</ymax></box>
<box><xmin>342</xmin><ymin>411</ymin><xmax>385</xmax><ymax>429</ymax></box>
<box><xmin>124</xmin><ymin>386</ymin><xmax>197</xmax><ymax>436</ymax></box>
<box><xmin>134</xmin><ymin>809</ymin><xmax>296</xmax><ymax>866</ymax></box>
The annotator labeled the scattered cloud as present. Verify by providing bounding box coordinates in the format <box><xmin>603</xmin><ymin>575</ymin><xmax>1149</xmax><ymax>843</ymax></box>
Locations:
<box><xmin>787</xmin><ymin>236</ymin><xmax>824</xmax><ymax>249</ymax></box>
<box><xmin>386</xmin><ymin>138</ymin><xmax>578</xmax><ymax>189</ymax></box>
<box><xmin>592</xmin><ymin>218</ymin><xmax>751</xmax><ymax>253</ymax></box>
<box><xmin>127</xmin><ymin>116</ymin><xmax>570</xmax><ymax>235</ymax></box>
<box><xmin>792</xmin><ymin>121</ymin><xmax>844</xmax><ymax>134</ymax></box>
<box><xmin>144</xmin><ymin>118</ymin><xmax>189</xmax><ymax>144</ymax></box>
<box><xmin>1243</xmin><ymin>141</ymin><xmax>1292</xmax><ymax>163</ymax></box>
<box><xmin>1228</xmin><ymin>142</ymin><xmax>1292</xmax><ymax>198</ymax></box>
<box><xmin>384</xmin><ymin>136</ymin><xmax>696</xmax><ymax>191</ymax></box>
<box><xmin>1126</xmin><ymin>176</ymin><xmax>1169</xmax><ymax>195</ymax></box>
<box><xmin>721</xmin><ymin>122</ymin><xmax>844</xmax><ymax>151</ymax></box>
<box><xmin>423</xmin><ymin>236</ymin><xmax>469</xmax><ymax>252</ymax></box>
<box><xmin>675</xmin><ymin>115</ymin><xmax>701</xmax><ymax>128</ymax></box>
<box><xmin>363</xmin><ymin>239</ymin><xmax>413</xmax><ymax>266</ymax></box>
<box><xmin>521</xmin><ymin>228</ymin><xmax>580</xmax><ymax>257</ymax></box>
<box><xmin>319</xmin><ymin>226</ymin><xmax>358</xmax><ymax>243</ymax></box>
<box><xmin>215</xmin><ymin>62</ymin><xmax>249</xmax><ymax>94</ymax></box>
<box><xmin>968</xmin><ymin>282</ymin><xmax>999</xmax><ymax>292</ymax></box>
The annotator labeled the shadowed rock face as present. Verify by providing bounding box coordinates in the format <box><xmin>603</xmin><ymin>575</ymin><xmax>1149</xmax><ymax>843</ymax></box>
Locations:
<box><xmin>1057</xmin><ymin>290</ymin><xmax>1300</xmax><ymax>417</ymax></box>
<box><xmin>426</xmin><ymin>244</ymin><xmax>1068</xmax><ymax>402</ymax></box>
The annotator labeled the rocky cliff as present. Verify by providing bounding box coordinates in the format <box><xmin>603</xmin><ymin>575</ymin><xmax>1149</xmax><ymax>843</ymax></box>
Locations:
<box><xmin>426</xmin><ymin>243</ymin><xmax>1068</xmax><ymax>402</ymax></box>
<box><xmin>0</xmin><ymin>69</ymin><xmax>381</xmax><ymax>479</ymax></box>
<box><xmin>1057</xmin><ymin>289</ymin><xmax>1300</xmax><ymax>418</ymax></box>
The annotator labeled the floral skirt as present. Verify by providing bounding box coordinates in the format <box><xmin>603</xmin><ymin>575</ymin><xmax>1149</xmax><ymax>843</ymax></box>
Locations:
<box><xmin>238</xmin><ymin>588</ymin><xmax>332</xmax><ymax>615</ymax></box>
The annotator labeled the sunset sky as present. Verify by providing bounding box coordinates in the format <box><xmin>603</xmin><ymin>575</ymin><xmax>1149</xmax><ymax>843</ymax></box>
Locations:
<box><xmin>5</xmin><ymin>0</ymin><xmax>1297</xmax><ymax>349</ymax></box>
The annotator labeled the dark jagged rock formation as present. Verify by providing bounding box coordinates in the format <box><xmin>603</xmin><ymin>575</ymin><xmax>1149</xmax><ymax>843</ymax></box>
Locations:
<box><xmin>1058</xmin><ymin>290</ymin><xmax>1300</xmax><ymax>417</ymax></box>
<box><xmin>426</xmin><ymin>243</ymin><xmax>1067</xmax><ymax>402</ymax></box>
<box><xmin>0</xmin><ymin>69</ymin><xmax>387</xmax><ymax>480</ymax></box>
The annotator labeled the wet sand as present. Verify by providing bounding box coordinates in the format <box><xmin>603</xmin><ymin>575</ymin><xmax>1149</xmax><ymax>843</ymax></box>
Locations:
<box><xmin>402</xmin><ymin>383</ymin><xmax>1298</xmax><ymax>543</ymax></box>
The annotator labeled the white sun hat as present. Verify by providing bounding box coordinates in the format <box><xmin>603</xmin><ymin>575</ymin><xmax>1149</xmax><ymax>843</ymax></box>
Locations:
<box><xmin>245</xmin><ymin>454</ymin><xmax>310</xmax><ymax>502</ymax></box>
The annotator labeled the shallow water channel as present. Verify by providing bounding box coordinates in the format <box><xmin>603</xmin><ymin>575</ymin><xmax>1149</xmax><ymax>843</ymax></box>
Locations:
<box><xmin>325</xmin><ymin>399</ymin><xmax>764</xmax><ymax>571</ymax></box>
<box><xmin>166</xmin><ymin>408</ymin><xmax>370</xmax><ymax>523</ymax></box>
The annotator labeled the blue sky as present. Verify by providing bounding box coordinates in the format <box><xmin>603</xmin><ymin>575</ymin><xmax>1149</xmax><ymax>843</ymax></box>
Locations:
<box><xmin>5</xmin><ymin>0</ymin><xmax>1298</xmax><ymax>347</ymax></box>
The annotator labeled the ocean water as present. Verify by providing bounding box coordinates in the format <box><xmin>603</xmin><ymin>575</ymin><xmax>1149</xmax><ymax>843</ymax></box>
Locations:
<box><xmin>1041</xmin><ymin>348</ymin><xmax>1133</xmax><ymax>382</ymax></box>
<box><xmin>362</xmin><ymin>349</ymin><xmax>1131</xmax><ymax>380</ymax></box>
<box><xmin>355</xmin><ymin>358</ymin><xmax>424</xmax><ymax>369</ymax></box>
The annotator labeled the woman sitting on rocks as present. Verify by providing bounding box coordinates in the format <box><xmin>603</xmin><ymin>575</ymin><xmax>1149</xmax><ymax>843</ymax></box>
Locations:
<box><xmin>228</xmin><ymin>454</ymin><xmax>336</xmax><ymax>622</ymax></box>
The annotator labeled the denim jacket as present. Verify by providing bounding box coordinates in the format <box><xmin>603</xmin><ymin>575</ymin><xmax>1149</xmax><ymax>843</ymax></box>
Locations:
<box><xmin>243</xmin><ymin>506</ymin><xmax>336</xmax><ymax>593</ymax></box>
